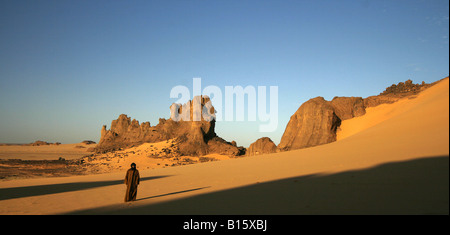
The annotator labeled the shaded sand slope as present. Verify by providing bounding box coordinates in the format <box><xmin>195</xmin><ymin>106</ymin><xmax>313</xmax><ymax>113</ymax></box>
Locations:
<box><xmin>0</xmin><ymin>78</ymin><xmax>448</xmax><ymax>214</ymax></box>
<box><xmin>69</xmin><ymin>156</ymin><xmax>449</xmax><ymax>215</ymax></box>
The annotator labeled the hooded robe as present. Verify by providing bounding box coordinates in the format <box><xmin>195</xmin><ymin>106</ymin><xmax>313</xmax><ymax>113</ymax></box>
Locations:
<box><xmin>124</xmin><ymin>167</ymin><xmax>140</xmax><ymax>202</ymax></box>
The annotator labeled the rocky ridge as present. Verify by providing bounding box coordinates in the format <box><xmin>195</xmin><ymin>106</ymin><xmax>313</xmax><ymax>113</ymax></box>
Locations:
<box><xmin>364</xmin><ymin>79</ymin><xmax>435</xmax><ymax>107</ymax></box>
<box><xmin>94</xmin><ymin>96</ymin><xmax>242</xmax><ymax>157</ymax></box>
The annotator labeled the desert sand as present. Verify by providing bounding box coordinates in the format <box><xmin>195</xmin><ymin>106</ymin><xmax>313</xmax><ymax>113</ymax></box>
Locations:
<box><xmin>81</xmin><ymin>139</ymin><xmax>232</xmax><ymax>173</ymax></box>
<box><xmin>0</xmin><ymin>142</ymin><xmax>95</xmax><ymax>160</ymax></box>
<box><xmin>0</xmin><ymin>78</ymin><xmax>448</xmax><ymax>215</ymax></box>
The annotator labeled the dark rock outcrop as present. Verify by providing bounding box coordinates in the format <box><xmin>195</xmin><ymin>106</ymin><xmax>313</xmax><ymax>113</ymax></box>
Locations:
<box><xmin>27</xmin><ymin>140</ymin><xmax>61</xmax><ymax>146</ymax></box>
<box><xmin>278</xmin><ymin>97</ymin><xmax>342</xmax><ymax>151</ymax></box>
<box><xmin>94</xmin><ymin>96</ymin><xmax>242</xmax><ymax>156</ymax></box>
<box><xmin>82</xmin><ymin>140</ymin><xmax>96</xmax><ymax>145</ymax></box>
<box><xmin>30</xmin><ymin>140</ymin><xmax>51</xmax><ymax>146</ymax></box>
<box><xmin>380</xmin><ymin>79</ymin><xmax>427</xmax><ymax>95</ymax></box>
<box><xmin>247</xmin><ymin>137</ymin><xmax>277</xmax><ymax>156</ymax></box>
<box><xmin>207</xmin><ymin>137</ymin><xmax>242</xmax><ymax>156</ymax></box>
<box><xmin>330</xmin><ymin>97</ymin><xmax>366</xmax><ymax>120</ymax></box>
<box><xmin>364</xmin><ymin>79</ymin><xmax>435</xmax><ymax>108</ymax></box>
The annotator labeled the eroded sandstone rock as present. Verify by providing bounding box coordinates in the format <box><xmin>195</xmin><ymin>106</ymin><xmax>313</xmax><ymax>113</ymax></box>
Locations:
<box><xmin>247</xmin><ymin>137</ymin><xmax>277</xmax><ymax>156</ymax></box>
<box><xmin>330</xmin><ymin>97</ymin><xmax>366</xmax><ymax>120</ymax></box>
<box><xmin>94</xmin><ymin>96</ymin><xmax>242</xmax><ymax>156</ymax></box>
<box><xmin>278</xmin><ymin>97</ymin><xmax>342</xmax><ymax>151</ymax></box>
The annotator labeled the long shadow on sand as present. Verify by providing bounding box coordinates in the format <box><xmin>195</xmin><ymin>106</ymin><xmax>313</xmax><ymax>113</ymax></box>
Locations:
<box><xmin>0</xmin><ymin>175</ymin><xmax>171</xmax><ymax>201</ymax></box>
<box><xmin>66</xmin><ymin>156</ymin><xmax>449</xmax><ymax>215</ymax></box>
<box><xmin>136</xmin><ymin>186</ymin><xmax>211</xmax><ymax>201</ymax></box>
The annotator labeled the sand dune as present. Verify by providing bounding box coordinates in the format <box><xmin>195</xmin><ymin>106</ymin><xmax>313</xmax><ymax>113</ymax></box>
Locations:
<box><xmin>0</xmin><ymin>78</ymin><xmax>448</xmax><ymax>215</ymax></box>
<box><xmin>338</xmin><ymin>77</ymin><xmax>449</xmax><ymax>142</ymax></box>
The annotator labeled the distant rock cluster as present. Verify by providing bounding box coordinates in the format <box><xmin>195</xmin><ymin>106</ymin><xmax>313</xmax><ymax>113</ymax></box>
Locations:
<box><xmin>364</xmin><ymin>79</ymin><xmax>433</xmax><ymax>108</ymax></box>
<box><xmin>82</xmin><ymin>140</ymin><xmax>96</xmax><ymax>145</ymax></box>
<box><xmin>380</xmin><ymin>79</ymin><xmax>427</xmax><ymax>96</ymax></box>
<box><xmin>27</xmin><ymin>140</ymin><xmax>61</xmax><ymax>146</ymax></box>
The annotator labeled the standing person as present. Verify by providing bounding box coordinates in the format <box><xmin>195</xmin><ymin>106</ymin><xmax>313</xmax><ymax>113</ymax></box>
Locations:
<box><xmin>124</xmin><ymin>162</ymin><xmax>140</xmax><ymax>202</ymax></box>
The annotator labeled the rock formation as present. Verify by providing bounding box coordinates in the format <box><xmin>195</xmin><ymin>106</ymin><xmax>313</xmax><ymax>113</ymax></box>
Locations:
<box><xmin>330</xmin><ymin>97</ymin><xmax>366</xmax><ymax>120</ymax></box>
<box><xmin>278</xmin><ymin>97</ymin><xmax>342</xmax><ymax>151</ymax></box>
<box><xmin>94</xmin><ymin>96</ymin><xmax>242</xmax><ymax>156</ymax></box>
<box><xmin>82</xmin><ymin>140</ymin><xmax>96</xmax><ymax>145</ymax></box>
<box><xmin>247</xmin><ymin>137</ymin><xmax>277</xmax><ymax>156</ymax></box>
<box><xmin>364</xmin><ymin>79</ymin><xmax>435</xmax><ymax>108</ymax></box>
<box><xmin>27</xmin><ymin>140</ymin><xmax>61</xmax><ymax>146</ymax></box>
<box><xmin>277</xmin><ymin>79</ymin><xmax>441</xmax><ymax>152</ymax></box>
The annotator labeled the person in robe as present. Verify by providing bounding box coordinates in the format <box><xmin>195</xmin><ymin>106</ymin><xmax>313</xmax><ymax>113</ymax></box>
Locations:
<box><xmin>124</xmin><ymin>162</ymin><xmax>140</xmax><ymax>202</ymax></box>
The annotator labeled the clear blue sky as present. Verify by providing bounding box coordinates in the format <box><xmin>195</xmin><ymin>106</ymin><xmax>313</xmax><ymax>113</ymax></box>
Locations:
<box><xmin>0</xmin><ymin>0</ymin><xmax>448</xmax><ymax>147</ymax></box>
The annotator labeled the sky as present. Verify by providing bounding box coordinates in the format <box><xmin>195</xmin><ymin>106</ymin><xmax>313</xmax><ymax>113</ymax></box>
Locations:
<box><xmin>0</xmin><ymin>0</ymin><xmax>448</xmax><ymax>147</ymax></box>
